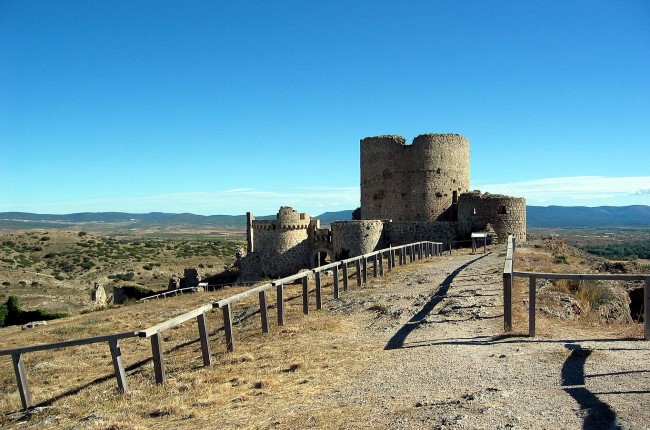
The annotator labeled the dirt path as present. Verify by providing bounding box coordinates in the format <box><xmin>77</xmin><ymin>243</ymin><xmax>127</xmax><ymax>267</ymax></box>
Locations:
<box><xmin>321</xmin><ymin>251</ymin><xmax>650</xmax><ymax>429</ymax></box>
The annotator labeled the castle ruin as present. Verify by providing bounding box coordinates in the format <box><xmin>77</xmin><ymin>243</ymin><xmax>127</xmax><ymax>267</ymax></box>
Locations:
<box><xmin>241</xmin><ymin>133</ymin><xmax>526</xmax><ymax>279</ymax></box>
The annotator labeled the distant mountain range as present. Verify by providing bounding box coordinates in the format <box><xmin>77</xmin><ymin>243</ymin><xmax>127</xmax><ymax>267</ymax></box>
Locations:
<box><xmin>525</xmin><ymin>205</ymin><xmax>650</xmax><ymax>228</ymax></box>
<box><xmin>0</xmin><ymin>205</ymin><xmax>648</xmax><ymax>229</ymax></box>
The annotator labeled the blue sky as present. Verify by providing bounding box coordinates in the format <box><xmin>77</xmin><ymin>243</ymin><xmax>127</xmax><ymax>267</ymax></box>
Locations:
<box><xmin>1</xmin><ymin>1</ymin><xmax>649</xmax><ymax>216</ymax></box>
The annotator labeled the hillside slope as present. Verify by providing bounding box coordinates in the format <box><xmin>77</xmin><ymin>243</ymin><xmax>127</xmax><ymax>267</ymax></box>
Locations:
<box><xmin>1</xmin><ymin>245</ymin><xmax>646</xmax><ymax>429</ymax></box>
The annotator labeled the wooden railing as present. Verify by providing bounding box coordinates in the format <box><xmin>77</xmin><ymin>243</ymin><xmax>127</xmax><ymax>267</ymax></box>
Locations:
<box><xmin>0</xmin><ymin>240</ymin><xmax>442</xmax><ymax>410</ymax></box>
<box><xmin>213</xmin><ymin>241</ymin><xmax>443</xmax><ymax>352</ymax></box>
<box><xmin>0</xmin><ymin>331</ymin><xmax>138</xmax><ymax>410</ymax></box>
<box><xmin>502</xmin><ymin>235</ymin><xmax>650</xmax><ymax>339</ymax></box>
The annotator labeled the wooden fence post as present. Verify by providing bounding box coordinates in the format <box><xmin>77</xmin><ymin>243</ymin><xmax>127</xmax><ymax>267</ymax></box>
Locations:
<box><xmin>108</xmin><ymin>339</ymin><xmax>128</xmax><ymax>392</ymax></box>
<box><xmin>276</xmin><ymin>284</ymin><xmax>285</xmax><ymax>326</ymax></box>
<box><xmin>333</xmin><ymin>265</ymin><xmax>340</xmax><ymax>299</ymax></box>
<box><xmin>645</xmin><ymin>278</ymin><xmax>649</xmax><ymax>341</ymax></box>
<box><xmin>150</xmin><ymin>332</ymin><xmax>166</xmax><ymax>384</ymax></box>
<box><xmin>503</xmin><ymin>271</ymin><xmax>512</xmax><ymax>331</ymax></box>
<box><xmin>258</xmin><ymin>291</ymin><xmax>269</xmax><ymax>334</ymax></box>
<box><xmin>379</xmin><ymin>252</ymin><xmax>384</xmax><ymax>276</ymax></box>
<box><xmin>302</xmin><ymin>276</ymin><xmax>309</xmax><ymax>315</ymax></box>
<box><xmin>372</xmin><ymin>254</ymin><xmax>378</xmax><ymax>278</ymax></box>
<box><xmin>355</xmin><ymin>259</ymin><xmax>362</xmax><ymax>287</ymax></box>
<box><xmin>362</xmin><ymin>258</ymin><xmax>368</xmax><ymax>284</ymax></box>
<box><xmin>315</xmin><ymin>271</ymin><xmax>323</xmax><ymax>310</ymax></box>
<box><xmin>343</xmin><ymin>263</ymin><xmax>349</xmax><ymax>291</ymax></box>
<box><xmin>222</xmin><ymin>304</ymin><xmax>234</xmax><ymax>352</ymax></box>
<box><xmin>529</xmin><ymin>276</ymin><xmax>536</xmax><ymax>337</ymax></box>
<box><xmin>11</xmin><ymin>353</ymin><xmax>32</xmax><ymax>410</ymax></box>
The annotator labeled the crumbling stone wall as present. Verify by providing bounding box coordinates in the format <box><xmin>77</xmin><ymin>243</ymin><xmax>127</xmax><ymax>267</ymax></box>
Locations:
<box><xmin>458</xmin><ymin>191</ymin><xmax>527</xmax><ymax>243</ymax></box>
<box><xmin>90</xmin><ymin>283</ymin><xmax>106</xmax><ymax>307</ymax></box>
<box><xmin>181</xmin><ymin>268</ymin><xmax>201</xmax><ymax>288</ymax></box>
<box><xmin>360</xmin><ymin>134</ymin><xmax>470</xmax><ymax>222</ymax></box>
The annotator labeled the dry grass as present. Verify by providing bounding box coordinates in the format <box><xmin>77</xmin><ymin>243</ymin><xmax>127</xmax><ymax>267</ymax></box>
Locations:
<box><xmin>0</xmin><ymin>266</ymin><xmax>389</xmax><ymax>429</ymax></box>
<box><xmin>1</xmin><ymin>243</ymin><xmax>643</xmax><ymax>429</ymax></box>
<box><xmin>509</xmin><ymin>243</ymin><xmax>643</xmax><ymax>339</ymax></box>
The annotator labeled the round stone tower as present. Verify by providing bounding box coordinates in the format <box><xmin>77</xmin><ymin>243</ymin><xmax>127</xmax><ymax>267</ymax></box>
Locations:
<box><xmin>360</xmin><ymin>133</ymin><xmax>470</xmax><ymax>222</ymax></box>
<box><xmin>331</xmin><ymin>220</ymin><xmax>384</xmax><ymax>259</ymax></box>
<box><xmin>244</xmin><ymin>206</ymin><xmax>312</xmax><ymax>278</ymax></box>
<box><xmin>457</xmin><ymin>191</ymin><xmax>527</xmax><ymax>243</ymax></box>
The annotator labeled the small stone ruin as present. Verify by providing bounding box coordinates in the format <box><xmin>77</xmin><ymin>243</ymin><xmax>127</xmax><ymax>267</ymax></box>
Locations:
<box><xmin>90</xmin><ymin>282</ymin><xmax>107</xmax><ymax>307</ymax></box>
<box><xmin>168</xmin><ymin>268</ymin><xmax>201</xmax><ymax>290</ymax></box>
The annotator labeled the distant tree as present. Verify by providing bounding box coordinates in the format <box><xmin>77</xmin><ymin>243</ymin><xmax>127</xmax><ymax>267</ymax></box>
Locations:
<box><xmin>352</xmin><ymin>207</ymin><xmax>361</xmax><ymax>220</ymax></box>
<box><xmin>1</xmin><ymin>295</ymin><xmax>68</xmax><ymax>327</ymax></box>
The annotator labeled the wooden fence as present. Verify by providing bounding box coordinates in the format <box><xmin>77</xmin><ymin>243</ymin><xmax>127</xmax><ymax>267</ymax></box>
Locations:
<box><xmin>502</xmin><ymin>235</ymin><xmax>650</xmax><ymax>339</ymax></box>
<box><xmin>0</xmin><ymin>241</ymin><xmax>442</xmax><ymax>410</ymax></box>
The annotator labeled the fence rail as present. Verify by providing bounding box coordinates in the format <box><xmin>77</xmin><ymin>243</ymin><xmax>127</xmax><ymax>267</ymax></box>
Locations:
<box><xmin>213</xmin><ymin>241</ymin><xmax>443</xmax><ymax>353</ymax></box>
<box><xmin>0</xmin><ymin>331</ymin><xmax>138</xmax><ymax>409</ymax></box>
<box><xmin>502</xmin><ymin>235</ymin><xmax>650</xmax><ymax>339</ymax></box>
<box><xmin>0</xmin><ymin>240</ymin><xmax>442</xmax><ymax>411</ymax></box>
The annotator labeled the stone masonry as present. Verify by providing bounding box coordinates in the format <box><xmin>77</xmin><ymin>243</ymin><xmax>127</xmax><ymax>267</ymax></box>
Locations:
<box><xmin>240</xmin><ymin>133</ymin><xmax>526</xmax><ymax>280</ymax></box>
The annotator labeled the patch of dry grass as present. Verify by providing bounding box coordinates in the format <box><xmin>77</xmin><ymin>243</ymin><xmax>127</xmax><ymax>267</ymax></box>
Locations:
<box><xmin>0</xmin><ymin>267</ymin><xmax>393</xmax><ymax>429</ymax></box>
<box><xmin>510</xmin><ymin>244</ymin><xmax>642</xmax><ymax>339</ymax></box>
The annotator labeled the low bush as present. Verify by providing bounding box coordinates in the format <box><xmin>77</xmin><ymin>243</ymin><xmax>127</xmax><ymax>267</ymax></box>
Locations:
<box><xmin>121</xmin><ymin>285</ymin><xmax>155</xmax><ymax>300</ymax></box>
<box><xmin>0</xmin><ymin>295</ymin><xmax>68</xmax><ymax>327</ymax></box>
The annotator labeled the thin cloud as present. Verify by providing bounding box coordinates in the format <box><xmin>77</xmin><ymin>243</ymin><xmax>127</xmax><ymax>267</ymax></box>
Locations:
<box><xmin>473</xmin><ymin>176</ymin><xmax>650</xmax><ymax>205</ymax></box>
<box><xmin>0</xmin><ymin>187</ymin><xmax>361</xmax><ymax>216</ymax></box>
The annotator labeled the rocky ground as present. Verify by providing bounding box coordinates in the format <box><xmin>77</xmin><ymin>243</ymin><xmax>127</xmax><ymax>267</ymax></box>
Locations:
<box><xmin>318</xmin><ymin>250</ymin><xmax>650</xmax><ymax>429</ymax></box>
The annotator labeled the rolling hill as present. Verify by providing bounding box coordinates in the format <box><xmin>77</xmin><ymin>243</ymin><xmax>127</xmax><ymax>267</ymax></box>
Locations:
<box><xmin>0</xmin><ymin>205</ymin><xmax>648</xmax><ymax>230</ymax></box>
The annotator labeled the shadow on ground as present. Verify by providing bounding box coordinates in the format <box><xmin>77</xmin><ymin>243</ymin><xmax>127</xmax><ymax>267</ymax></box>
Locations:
<box><xmin>384</xmin><ymin>253</ymin><xmax>489</xmax><ymax>350</ymax></box>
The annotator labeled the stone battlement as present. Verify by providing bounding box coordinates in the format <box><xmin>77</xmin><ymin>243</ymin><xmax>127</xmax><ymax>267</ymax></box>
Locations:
<box><xmin>241</xmin><ymin>132</ymin><xmax>526</xmax><ymax>280</ymax></box>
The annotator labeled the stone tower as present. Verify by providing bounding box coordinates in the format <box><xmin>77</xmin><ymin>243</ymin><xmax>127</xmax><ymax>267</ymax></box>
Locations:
<box><xmin>360</xmin><ymin>133</ymin><xmax>470</xmax><ymax>222</ymax></box>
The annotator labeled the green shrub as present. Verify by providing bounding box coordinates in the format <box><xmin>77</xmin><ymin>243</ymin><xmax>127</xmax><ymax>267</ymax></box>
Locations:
<box><xmin>0</xmin><ymin>304</ymin><xmax>7</xmax><ymax>326</ymax></box>
<box><xmin>108</xmin><ymin>272</ymin><xmax>135</xmax><ymax>282</ymax></box>
<box><xmin>121</xmin><ymin>285</ymin><xmax>154</xmax><ymax>300</ymax></box>
<box><xmin>0</xmin><ymin>295</ymin><xmax>68</xmax><ymax>327</ymax></box>
<box><xmin>554</xmin><ymin>254</ymin><xmax>569</xmax><ymax>264</ymax></box>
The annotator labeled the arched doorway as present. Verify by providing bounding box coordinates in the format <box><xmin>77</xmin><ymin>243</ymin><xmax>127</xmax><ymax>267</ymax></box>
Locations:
<box><xmin>310</xmin><ymin>248</ymin><xmax>333</xmax><ymax>268</ymax></box>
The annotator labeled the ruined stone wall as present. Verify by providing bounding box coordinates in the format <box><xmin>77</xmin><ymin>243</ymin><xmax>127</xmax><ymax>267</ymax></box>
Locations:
<box><xmin>331</xmin><ymin>220</ymin><xmax>385</xmax><ymax>259</ymax></box>
<box><xmin>360</xmin><ymin>133</ymin><xmax>470</xmax><ymax>222</ymax></box>
<box><xmin>383</xmin><ymin>221</ymin><xmax>459</xmax><ymax>247</ymax></box>
<box><xmin>457</xmin><ymin>192</ymin><xmax>527</xmax><ymax>243</ymax></box>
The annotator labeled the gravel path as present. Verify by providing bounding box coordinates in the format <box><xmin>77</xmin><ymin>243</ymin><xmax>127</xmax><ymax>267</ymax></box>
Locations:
<box><xmin>324</xmin><ymin>251</ymin><xmax>650</xmax><ymax>429</ymax></box>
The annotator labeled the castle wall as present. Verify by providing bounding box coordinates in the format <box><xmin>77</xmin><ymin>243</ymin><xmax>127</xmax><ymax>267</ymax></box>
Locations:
<box><xmin>240</xmin><ymin>207</ymin><xmax>312</xmax><ymax>279</ymax></box>
<box><xmin>383</xmin><ymin>221</ymin><xmax>459</xmax><ymax>247</ymax></box>
<box><xmin>331</xmin><ymin>220</ymin><xmax>385</xmax><ymax>259</ymax></box>
<box><xmin>360</xmin><ymin>134</ymin><xmax>470</xmax><ymax>222</ymax></box>
<box><xmin>239</xmin><ymin>131</ymin><xmax>527</xmax><ymax>282</ymax></box>
<box><xmin>457</xmin><ymin>192</ymin><xmax>526</xmax><ymax>243</ymax></box>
